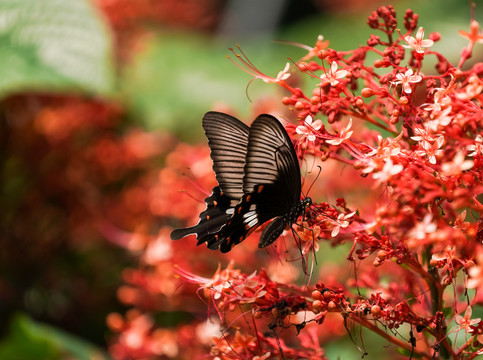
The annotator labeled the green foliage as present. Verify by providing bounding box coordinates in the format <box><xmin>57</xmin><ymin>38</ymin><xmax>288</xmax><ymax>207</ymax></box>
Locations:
<box><xmin>0</xmin><ymin>314</ymin><xmax>110</xmax><ymax>360</ymax></box>
<box><xmin>120</xmin><ymin>33</ymin><xmax>283</xmax><ymax>137</ymax></box>
<box><xmin>0</xmin><ymin>0</ymin><xmax>114</xmax><ymax>98</ymax></box>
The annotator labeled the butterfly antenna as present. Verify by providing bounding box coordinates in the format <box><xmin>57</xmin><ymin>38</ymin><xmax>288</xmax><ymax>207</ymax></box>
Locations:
<box><xmin>304</xmin><ymin>165</ymin><xmax>322</xmax><ymax>199</ymax></box>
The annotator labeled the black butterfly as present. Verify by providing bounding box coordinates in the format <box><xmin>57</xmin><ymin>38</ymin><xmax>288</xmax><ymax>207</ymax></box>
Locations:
<box><xmin>170</xmin><ymin>111</ymin><xmax>311</xmax><ymax>253</ymax></box>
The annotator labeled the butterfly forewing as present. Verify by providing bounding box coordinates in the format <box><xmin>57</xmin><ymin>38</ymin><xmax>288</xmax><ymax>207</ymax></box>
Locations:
<box><xmin>202</xmin><ymin>112</ymin><xmax>249</xmax><ymax>199</ymax></box>
<box><xmin>214</xmin><ymin>115</ymin><xmax>303</xmax><ymax>252</ymax></box>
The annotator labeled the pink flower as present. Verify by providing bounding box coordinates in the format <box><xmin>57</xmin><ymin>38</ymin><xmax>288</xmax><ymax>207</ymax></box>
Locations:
<box><xmin>331</xmin><ymin>211</ymin><xmax>356</xmax><ymax>237</ymax></box>
<box><xmin>372</xmin><ymin>158</ymin><xmax>404</xmax><ymax>184</ymax></box>
<box><xmin>409</xmin><ymin>214</ymin><xmax>436</xmax><ymax>240</ymax></box>
<box><xmin>467</xmin><ymin>135</ymin><xmax>483</xmax><ymax>157</ymax></box>
<box><xmin>229</xmin><ymin>46</ymin><xmax>291</xmax><ymax>84</ymax></box>
<box><xmin>459</xmin><ymin>20</ymin><xmax>483</xmax><ymax>45</ymax></box>
<box><xmin>268</xmin><ymin>62</ymin><xmax>291</xmax><ymax>83</ymax></box>
<box><xmin>233</xmin><ymin>271</ymin><xmax>267</xmax><ymax>304</ymax></box>
<box><xmin>441</xmin><ymin>151</ymin><xmax>474</xmax><ymax>176</ymax></box>
<box><xmin>320</xmin><ymin>61</ymin><xmax>349</xmax><ymax>86</ymax></box>
<box><xmin>402</xmin><ymin>27</ymin><xmax>434</xmax><ymax>53</ymax></box>
<box><xmin>366</xmin><ymin>133</ymin><xmax>403</xmax><ymax>159</ymax></box>
<box><xmin>455</xmin><ymin>306</ymin><xmax>481</xmax><ymax>335</ymax></box>
<box><xmin>415</xmin><ymin>136</ymin><xmax>444</xmax><ymax>164</ymax></box>
<box><xmin>298</xmin><ymin>35</ymin><xmax>330</xmax><ymax>62</ymax></box>
<box><xmin>410</xmin><ymin>127</ymin><xmax>439</xmax><ymax>149</ymax></box>
<box><xmin>456</xmin><ymin>73</ymin><xmax>483</xmax><ymax>100</ymax></box>
<box><xmin>392</xmin><ymin>69</ymin><xmax>422</xmax><ymax>94</ymax></box>
<box><xmin>326</xmin><ymin>118</ymin><xmax>353</xmax><ymax>145</ymax></box>
<box><xmin>412</xmin><ymin>129</ymin><xmax>444</xmax><ymax>164</ymax></box>
<box><xmin>468</xmin><ymin>263</ymin><xmax>483</xmax><ymax>289</ymax></box>
<box><xmin>424</xmin><ymin>106</ymin><xmax>453</xmax><ymax>132</ymax></box>
<box><xmin>296</xmin><ymin>115</ymin><xmax>322</xmax><ymax>142</ymax></box>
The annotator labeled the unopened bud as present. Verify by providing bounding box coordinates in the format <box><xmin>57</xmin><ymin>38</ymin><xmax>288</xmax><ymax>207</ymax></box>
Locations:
<box><xmin>361</xmin><ymin>88</ymin><xmax>374</xmax><ymax>97</ymax></box>
<box><xmin>327</xmin><ymin>301</ymin><xmax>337</xmax><ymax>311</ymax></box>
<box><xmin>377</xmin><ymin>250</ymin><xmax>388</xmax><ymax>260</ymax></box>
<box><xmin>374</xmin><ymin>59</ymin><xmax>384</xmax><ymax>68</ymax></box>
<box><xmin>312</xmin><ymin>300</ymin><xmax>323</xmax><ymax>312</ymax></box>
<box><xmin>371</xmin><ymin>305</ymin><xmax>381</xmax><ymax>316</ymax></box>
<box><xmin>310</xmin><ymin>96</ymin><xmax>320</xmax><ymax>105</ymax></box>
<box><xmin>312</xmin><ymin>290</ymin><xmax>322</xmax><ymax>300</ymax></box>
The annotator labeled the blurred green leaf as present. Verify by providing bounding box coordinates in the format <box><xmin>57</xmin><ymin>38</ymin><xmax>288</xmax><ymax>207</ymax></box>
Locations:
<box><xmin>0</xmin><ymin>0</ymin><xmax>114</xmax><ymax>98</ymax></box>
<box><xmin>442</xmin><ymin>306</ymin><xmax>453</xmax><ymax>319</ymax></box>
<box><xmin>0</xmin><ymin>313</ymin><xmax>110</xmax><ymax>360</ymax></box>
<box><xmin>396</xmin><ymin>347</ymin><xmax>423</xmax><ymax>358</ymax></box>
<box><xmin>120</xmin><ymin>33</ymin><xmax>283</xmax><ymax>137</ymax></box>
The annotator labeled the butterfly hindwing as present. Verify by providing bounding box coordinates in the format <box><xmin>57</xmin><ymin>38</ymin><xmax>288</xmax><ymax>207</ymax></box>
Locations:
<box><xmin>211</xmin><ymin>183</ymin><xmax>278</xmax><ymax>252</ymax></box>
<box><xmin>170</xmin><ymin>186</ymin><xmax>237</xmax><ymax>243</ymax></box>
<box><xmin>258</xmin><ymin>215</ymin><xmax>288</xmax><ymax>248</ymax></box>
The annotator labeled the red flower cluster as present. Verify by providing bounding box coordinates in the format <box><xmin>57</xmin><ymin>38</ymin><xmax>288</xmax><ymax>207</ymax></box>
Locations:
<box><xmin>108</xmin><ymin>5</ymin><xmax>483</xmax><ymax>360</ymax></box>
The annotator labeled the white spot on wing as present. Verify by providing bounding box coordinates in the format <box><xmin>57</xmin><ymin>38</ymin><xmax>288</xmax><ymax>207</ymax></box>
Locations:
<box><xmin>243</xmin><ymin>210</ymin><xmax>256</xmax><ymax>219</ymax></box>
<box><xmin>247</xmin><ymin>218</ymin><xmax>258</xmax><ymax>228</ymax></box>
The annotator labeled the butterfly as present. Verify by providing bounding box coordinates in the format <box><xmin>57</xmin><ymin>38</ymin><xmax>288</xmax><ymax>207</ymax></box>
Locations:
<box><xmin>170</xmin><ymin>111</ymin><xmax>311</xmax><ymax>253</ymax></box>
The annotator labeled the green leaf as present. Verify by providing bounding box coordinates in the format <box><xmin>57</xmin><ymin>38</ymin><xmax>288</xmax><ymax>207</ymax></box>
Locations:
<box><xmin>120</xmin><ymin>33</ymin><xmax>282</xmax><ymax>137</ymax></box>
<box><xmin>0</xmin><ymin>313</ymin><xmax>111</xmax><ymax>360</ymax></box>
<box><xmin>396</xmin><ymin>347</ymin><xmax>423</xmax><ymax>358</ymax></box>
<box><xmin>0</xmin><ymin>0</ymin><xmax>114</xmax><ymax>98</ymax></box>
<box><xmin>442</xmin><ymin>306</ymin><xmax>453</xmax><ymax>319</ymax></box>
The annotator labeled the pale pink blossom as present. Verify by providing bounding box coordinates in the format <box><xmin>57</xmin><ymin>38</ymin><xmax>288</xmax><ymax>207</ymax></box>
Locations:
<box><xmin>455</xmin><ymin>306</ymin><xmax>481</xmax><ymax>335</ymax></box>
<box><xmin>402</xmin><ymin>27</ymin><xmax>434</xmax><ymax>53</ymax></box>
<box><xmin>366</xmin><ymin>133</ymin><xmax>403</xmax><ymax>159</ymax></box>
<box><xmin>331</xmin><ymin>211</ymin><xmax>356</xmax><ymax>237</ymax></box>
<box><xmin>468</xmin><ymin>263</ymin><xmax>483</xmax><ymax>289</ymax></box>
<box><xmin>266</xmin><ymin>62</ymin><xmax>291</xmax><ymax>83</ymax></box>
<box><xmin>326</xmin><ymin>118</ymin><xmax>353</xmax><ymax>145</ymax></box>
<box><xmin>432</xmin><ymin>246</ymin><xmax>456</xmax><ymax>262</ymax></box>
<box><xmin>422</xmin><ymin>90</ymin><xmax>452</xmax><ymax>113</ymax></box>
<box><xmin>467</xmin><ymin>135</ymin><xmax>483</xmax><ymax>157</ymax></box>
<box><xmin>234</xmin><ymin>271</ymin><xmax>267</xmax><ymax>303</ymax></box>
<box><xmin>296</xmin><ymin>115</ymin><xmax>322</xmax><ymax>142</ymax></box>
<box><xmin>372</xmin><ymin>159</ymin><xmax>404</xmax><ymax>183</ymax></box>
<box><xmin>409</xmin><ymin>214</ymin><xmax>436</xmax><ymax>240</ymax></box>
<box><xmin>298</xmin><ymin>35</ymin><xmax>330</xmax><ymax>62</ymax></box>
<box><xmin>459</xmin><ymin>20</ymin><xmax>483</xmax><ymax>45</ymax></box>
<box><xmin>425</xmin><ymin>106</ymin><xmax>453</xmax><ymax>132</ymax></box>
<box><xmin>392</xmin><ymin>69</ymin><xmax>422</xmax><ymax>94</ymax></box>
<box><xmin>411</xmin><ymin>127</ymin><xmax>437</xmax><ymax>149</ymax></box>
<box><xmin>441</xmin><ymin>151</ymin><xmax>474</xmax><ymax>176</ymax></box>
<box><xmin>414</xmin><ymin>133</ymin><xmax>444</xmax><ymax>164</ymax></box>
<box><xmin>229</xmin><ymin>46</ymin><xmax>291</xmax><ymax>84</ymax></box>
<box><xmin>457</xmin><ymin>73</ymin><xmax>483</xmax><ymax>100</ymax></box>
<box><xmin>320</xmin><ymin>61</ymin><xmax>349</xmax><ymax>86</ymax></box>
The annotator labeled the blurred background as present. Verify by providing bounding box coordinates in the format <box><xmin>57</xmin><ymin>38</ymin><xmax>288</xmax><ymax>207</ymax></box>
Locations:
<box><xmin>0</xmin><ymin>0</ymin><xmax>477</xmax><ymax>359</ymax></box>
